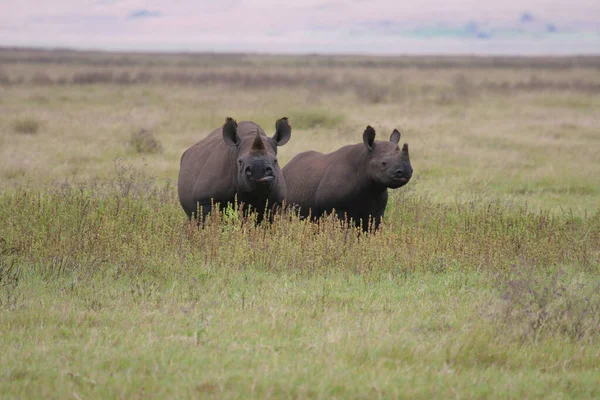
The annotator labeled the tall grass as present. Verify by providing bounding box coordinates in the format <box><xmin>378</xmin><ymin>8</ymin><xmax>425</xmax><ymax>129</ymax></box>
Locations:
<box><xmin>1</xmin><ymin>169</ymin><xmax>597</xmax><ymax>281</ymax></box>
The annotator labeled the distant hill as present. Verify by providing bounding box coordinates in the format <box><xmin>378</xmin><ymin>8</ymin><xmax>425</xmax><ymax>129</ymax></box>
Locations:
<box><xmin>355</xmin><ymin>12</ymin><xmax>597</xmax><ymax>41</ymax></box>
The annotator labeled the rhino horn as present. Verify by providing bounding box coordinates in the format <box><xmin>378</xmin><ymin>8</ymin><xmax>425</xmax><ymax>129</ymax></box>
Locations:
<box><xmin>252</xmin><ymin>131</ymin><xmax>266</xmax><ymax>151</ymax></box>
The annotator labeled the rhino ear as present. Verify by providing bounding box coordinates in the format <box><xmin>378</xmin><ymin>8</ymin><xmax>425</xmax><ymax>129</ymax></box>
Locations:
<box><xmin>363</xmin><ymin>125</ymin><xmax>376</xmax><ymax>151</ymax></box>
<box><xmin>222</xmin><ymin>117</ymin><xmax>240</xmax><ymax>147</ymax></box>
<box><xmin>273</xmin><ymin>117</ymin><xmax>291</xmax><ymax>146</ymax></box>
<box><xmin>390</xmin><ymin>129</ymin><xmax>401</xmax><ymax>145</ymax></box>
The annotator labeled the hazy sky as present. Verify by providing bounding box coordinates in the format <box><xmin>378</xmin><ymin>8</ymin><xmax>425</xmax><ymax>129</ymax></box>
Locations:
<box><xmin>2</xmin><ymin>1</ymin><xmax>599</xmax><ymax>54</ymax></box>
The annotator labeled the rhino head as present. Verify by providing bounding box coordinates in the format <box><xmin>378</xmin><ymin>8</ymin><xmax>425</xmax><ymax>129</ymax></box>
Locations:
<box><xmin>363</xmin><ymin>125</ymin><xmax>413</xmax><ymax>189</ymax></box>
<box><xmin>222</xmin><ymin>117</ymin><xmax>291</xmax><ymax>194</ymax></box>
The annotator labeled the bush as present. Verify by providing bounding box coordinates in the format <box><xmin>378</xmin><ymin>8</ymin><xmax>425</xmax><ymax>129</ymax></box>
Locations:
<box><xmin>71</xmin><ymin>71</ymin><xmax>114</xmax><ymax>85</ymax></box>
<box><xmin>352</xmin><ymin>80</ymin><xmax>391</xmax><ymax>104</ymax></box>
<box><xmin>129</xmin><ymin>129</ymin><xmax>163</xmax><ymax>154</ymax></box>
<box><xmin>12</xmin><ymin>118</ymin><xmax>40</xmax><ymax>134</ymax></box>
<box><xmin>31</xmin><ymin>73</ymin><xmax>53</xmax><ymax>85</ymax></box>
<box><xmin>488</xmin><ymin>263</ymin><xmax>600</xmax><ymax>342</ymax></box>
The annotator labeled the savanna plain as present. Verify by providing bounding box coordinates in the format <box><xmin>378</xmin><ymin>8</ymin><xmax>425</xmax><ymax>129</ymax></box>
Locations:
<box><xmin>0</xmin><ymin>48</ymin><xmax>599</xmax><ymax>399</ymax></box>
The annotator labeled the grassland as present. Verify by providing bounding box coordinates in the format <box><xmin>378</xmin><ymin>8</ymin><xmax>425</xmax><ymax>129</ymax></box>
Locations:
<box><xmin>0</xmin><ymin>48</ymin><xmax>599</xmax><ymax>399</ymax></box>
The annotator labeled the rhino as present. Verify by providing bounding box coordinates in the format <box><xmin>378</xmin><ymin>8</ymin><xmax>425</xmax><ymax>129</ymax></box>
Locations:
<box><xmin>282</xmin><ymin>125</ymin><xmax>412</xmax><ymax>231</ymax></box>
<box><xmin>178</xmin><ymin>117</ymin><xmax>291</xmax><ymax>222</ymax></box>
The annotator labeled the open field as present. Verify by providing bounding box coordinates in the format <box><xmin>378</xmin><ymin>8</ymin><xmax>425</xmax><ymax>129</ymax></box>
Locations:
<box><xmin>2</xmin><ymin>48</ymin><xmax>600</xmax><ymax>213</ymax></box>
<box><xmin>1</xmin><ymin>48</ymin><xmax>599</xmax><ymax>398</ymax></box>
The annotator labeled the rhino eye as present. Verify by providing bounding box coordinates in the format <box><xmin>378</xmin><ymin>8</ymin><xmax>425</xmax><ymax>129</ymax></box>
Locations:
<box><xmin>273</xmin><ymin>159</ymin><xmax>278</xmax><ymax>165</ymax></box>
<box><xmin>381</xmin><ymin>161</ymin><xmax>387</xmax><ymax>167</ymax></box>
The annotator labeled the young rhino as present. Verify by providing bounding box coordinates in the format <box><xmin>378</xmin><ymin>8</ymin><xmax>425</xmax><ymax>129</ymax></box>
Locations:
<box><xmin>282</xmin><ymin>125</ymin><xmax>412</xmax><ymax>231</ymax></box>
<box><xmin>178</xmin><ymin>117</ymin><xmax>291</xmax><ymax>222</ymax></box>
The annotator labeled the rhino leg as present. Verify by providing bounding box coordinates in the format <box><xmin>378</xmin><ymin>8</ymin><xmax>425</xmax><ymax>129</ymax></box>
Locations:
<box><xmin>188</xmin><ymin>199</ymin><xmax>213</xmax><ymax>221</ymax></box>
<box><xmin>262</xmin><ymin>201</ymin><xmax>286</xmax><ymax>224</ymax></box>
<box><xmin>361</xmin><ymin>215</ymin><xmax>382</xmax><ymax>233</ymax></box>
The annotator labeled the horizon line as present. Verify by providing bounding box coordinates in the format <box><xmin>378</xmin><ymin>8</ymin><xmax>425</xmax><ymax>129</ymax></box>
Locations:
<box><xmin>2</xmin><ymin>45</ymin><xmax>600</xmax><ymax>58</ymax></box>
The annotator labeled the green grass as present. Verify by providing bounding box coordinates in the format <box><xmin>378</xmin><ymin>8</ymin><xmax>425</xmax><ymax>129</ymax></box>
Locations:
<box><xmin>1</xmin><ymin>50</ymin><xmax>599</xmax><ymax>398</ymax></box>
<box><xmin>287</xmin><ymin>108</ymin><xmax>345</xmax><ymax>130</ymax></box>
<box><xmin>0</xmin><ymin>172</ymin><xmax>599</xmax><ymax>398</ymax></box>
<box><xmin>2</xmin><ymin>268</ymin><xmax>598</xmax><ymax>399</ymax></box>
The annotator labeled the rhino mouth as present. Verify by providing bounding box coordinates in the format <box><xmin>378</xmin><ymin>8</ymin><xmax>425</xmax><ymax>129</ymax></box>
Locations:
<box><xmin>255</xmin><ymin>175</ymin><xmax>275</xmax><ymax>185</ymax></box>
<box><xmin>389</xmin><ymin>176</ymin><xmax>411</xmax><ymax>188</ymax></box>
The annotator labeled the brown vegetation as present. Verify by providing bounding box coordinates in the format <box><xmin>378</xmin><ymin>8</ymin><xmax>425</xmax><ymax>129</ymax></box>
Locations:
<box><xmin>129</xmin><ymin>129</ymin><xmax>163</xmax><ymax>154</ymax></box>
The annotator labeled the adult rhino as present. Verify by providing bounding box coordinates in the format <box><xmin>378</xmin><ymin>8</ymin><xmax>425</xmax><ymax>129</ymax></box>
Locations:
<box><xmin>282</xmin><ymin>125</ymin><xmax>412</xmax><ymax>231</ymax></box>
<box><xmin>178</xmin><ymin>117</ymin><xmax>291</xmax><ymax>222</ymax></box>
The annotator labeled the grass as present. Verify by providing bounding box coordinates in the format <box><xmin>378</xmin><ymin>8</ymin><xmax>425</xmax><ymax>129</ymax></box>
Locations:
<box><xmin>288</xmin><ymin>108</ymin><xmax>345</xmax><ymax>129</ymax></box>
<box><xmin>1</xmin><ymin>271</ymin><xmax>598</xmax><ymax>398</ymax></box>
<box><xmin>0</xmin><ymin>171</ymin><xmax>598</xmax><ymax>398</ymax></box>
<box><xmin>0</xmin><ymin>49</ymin><xmax>599</xmax><ymax>398</ymax></box>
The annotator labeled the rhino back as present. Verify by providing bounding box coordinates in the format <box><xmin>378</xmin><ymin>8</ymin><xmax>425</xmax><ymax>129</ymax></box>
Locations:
<box><xmin>283</xmin><ymin>151</ymin><xmax>326</xmax><ymax>215</ymax></box>
<box><xmin>284</xmin><ymin>145</ymin><xmax>365</xmax><ymax>217</ymax></box>
<box><xmin>314</xmin><ymin>144</ymin><xmax>390</xmax><ymax>230</ymax></box>
<box><xmin>314</xmin><ymin>145</ymin><xmax>369</xmax><ymax>212</ymax></box>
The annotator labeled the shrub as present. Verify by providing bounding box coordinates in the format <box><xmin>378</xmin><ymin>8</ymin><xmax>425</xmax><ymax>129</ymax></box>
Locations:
<box><xmin>71</xmin><ymin>71</ymin><xmax>114</xmax><ymax>85</ymax></box>
<box><xmin>128</xmin><ymin>129</ymin><xmax>163</xmax><ymax>154</ymax></box>
<box><xmin>12</xmin><ymin>118</ymin><xmax>40</xmax><ymax>134</ymax></box>
<box><xmin>352</xmin><ymin>80</ymin><xmax>391</xmax><ymax>104</ymax></box>
<box><xmin>0</xmin><ymin>238</ymin><xmax>22</xmax><ymax>310</ymax></box>
<box><xmin>0</xmin><ymin>68</ymin><xmax>10</xmax><ymax>85</ymax></box>
<box><xmin>487</xmin><ymin>263</ymin><xmax>600</xmax><ymax>343</ymax></box>
<box><xmin>31</xmin><ymin>73</ymin><xmax>53</xmax><ymax>85</ymax></box>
